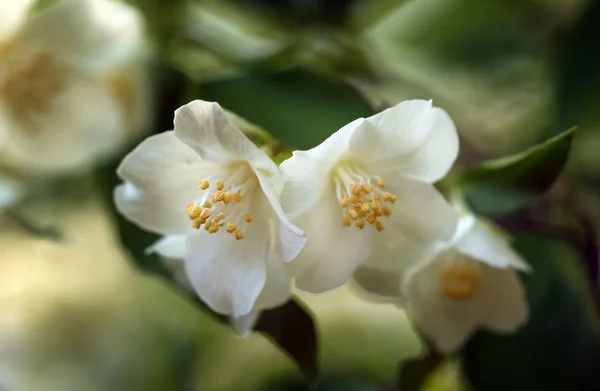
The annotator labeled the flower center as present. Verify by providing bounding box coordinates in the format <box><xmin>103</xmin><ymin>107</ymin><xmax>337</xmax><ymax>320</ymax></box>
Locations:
<box><xmin>332</xmin><ymin>163</ymin><xmax>397</xmax><ymax>232</ymax></box>
<box><xmin>440</xmin><ymin>261</ymin><xmax>485</xmax><ymax>301</ymax></box>
<box><xmin>185</xmin><ymin>164</ymin><xmax>257</xmax><ymax>240</ymax></box>
<box><xmin>0</xmin><ymin>41</ymin><xmax>68</xmax><ymax>131</ymax></box>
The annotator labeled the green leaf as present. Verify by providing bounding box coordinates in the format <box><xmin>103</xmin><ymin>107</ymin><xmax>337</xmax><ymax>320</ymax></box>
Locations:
<box><xmin>458</xmin><ymin>127</ymin><xmax>576</xmax><ymax>216</ymax></box>
<box><xmin>199</xmin><ymin>69</ymin><xmax>375</xmax><ymax>150</ymax></box>
<box><xmin>255</xmin><ymin>299</ymin><xmax>319</xmax><ymax>384</ymax></box>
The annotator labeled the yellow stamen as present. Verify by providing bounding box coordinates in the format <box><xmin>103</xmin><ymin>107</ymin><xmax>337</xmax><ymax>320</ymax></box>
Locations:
<box><xmin>373</xmin><ymin>207</ymin><xmax>382</xmax><ymax>217</ymax></box>
<box><xmin>342</xmin><ymin>216</ymin><xmax>352</xmax><ymax>227</ymax></box>
<box><xmin>199</xmin><ymin>179</ymin><xmax>210</xmax><ymax>190</ymax></box>
<box><xmin>382</xmin><ymin>206</ymin><xmax>392</xmax><ymax>216</ymax></box>
<box><xmin>203</xmin><ymin>201</ymin><xmax>212</xmax><ymax>208</ymax></box>
<box><xmin>191</xmin><ymin>218</ymin><xmax>203</xmax><ymax>229</ymax></box>
<box><xmin>200</xmin><ymin>209</ymin><xmax>211</xmax><ymax>220</ymax></box>
<box><xmin>223</xmin><ymin>192</ymin><xmax>232</xmax><ymax>204</ymax></box>
<box><xmin>441</xmin><ymin>265</ymin><xmax>485</xmax><ymax>301</ymax></box>
<box><xmin>225</xmin><ymin>222</ymin><xmax>236</xmax><ymax>233</ymax></box>
<box><xmin>360</xmin><ymin>203</ymin><xmax>371</xmax><ymax>213</ymax></box>
<box><xmin>356</xmin><ymin>219</ymin><xmax>365</xmax><ymax>229</ymax></box>
<box><xmin>216</xmin><ymin>181</ymin><xmax>224</xmax><ymax>191</ymax></box>
<box><xmin>339</xmin><ymin>198</ymin><xmax>350</xmax><ymax>208</ymax></box>
<box><xmin>244</xmin><ymin>214</ymin><xmax>253</xmax><ymax>223</ymax></box>
<box><xmin>233</xmin><ymin>193</ymin><xmax>243</xmax><ymax>203</ymax></box>
<box><xmin>351</xmin><ymin>183</ymin><xmax>361</xmax><ymax>195</ymax></box>
<box><xmin>366</xmin><ymin>214</ymin><xmax>377</xmax><ymax>224</ymax></box>
<box><xmin>187</xmin><ymin>205</ymin><xmax>202</xmax><ymax>220</ymax></box>
<box><xmin>376</xmin><ymin>178</ymin><xmax>385</xmax><ymax>188</ymax></box>
<box><xmin>213</xmin><ymin>214</ymin><xmax>225</xmax><ymax>223</ymax></box>
<box><xmin>235</xmin><ymin>230</ymin><xmax>244</xmax><ymax>240</ymax></box>
<box><xmin>375</xmin><ymin>221</ymin><xmax>384</xmax><ymax>232</ymax></box>
<box><xmin>349</xmin><ymin>209</ymin><xmax>359</xmax><ymax>220</ymax></box>
<box><xmin>208</xmin><ymin>221</ymin><xmax>220</xmax><ymax>233</ymax></box>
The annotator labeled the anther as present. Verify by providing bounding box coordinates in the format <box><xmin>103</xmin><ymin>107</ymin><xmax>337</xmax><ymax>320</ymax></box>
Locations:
<box><xmin>200</xmin><ymin>209</ymin><xmax>211</xmax><ymax>220</ymax></box>
<box><xmin>351</xmin><ymin>183</ymin><xmax>361</xmax><ymax>195</ymax></box>
<box><xmin>376</xmin><ymin>178</ymin><xmax>385</xmax><ymax>188</ymax></box>
<box><xmin>244</xmin><ymin>214</ymin><xmax>253</xmax><ymax>223</ymax></box>
<box><xmin>366</xmin><ymin>215</ymin><xmax>377</xmax><ymax>224</ymax></box>
<box><xmin>211</xmin><ymin>191</ymin><xmax>225</xmax><ymax>203</ymax></box>
<box><xmin>235</xmin><ymin>230</ymin><xmax>244</xmax><ymax>240</ymax></box>
<box><xmin>360</xmin><ymin>185</ymin><xmax>370</xmax><ymax>194</ymax></box>
<box><xmin>199</xmin><ymin>179</ymin><xmax>210</xmax><ymax>190</ymax></box>
<box><xmin>356</xmin><ymin>219</ymin><xmax>365</xmax><ymax>229</ymax></box>
<box><xmin>208</xmin><ymin>221</ymin><xmax>220</xmax><ymax>233</ymax></box>
<box><xmin>187</xmin><ymin>205</ymin><xmax>202</xmax><ymax>220</ymax></box>
<box><xmin>191</xmin><ymin>218</ymin><xmax>203</xmax><ymax>229</ymax></box>
<box><xmin>382</xmin><ymin>206</ymin><xmax>392</xmax><ymax>216</ymax></box>
<box><xmin>373</xmin><ymin>208</ymin><xmax>382</xmax><ymax>217</ymax></box>
<box><xmin>202</xmin><ymin>201</ymin><xmax>212</xmax><ymax>208</ymax></box>
<box><xmin>349</xmin><ymin>209</ymin><xmax>359</xmax><ymax>220</ymax></box>
<box><xmin>342</xmin><ymin>216</ymin><xmax>352</xmax><ymax>227</ymax></box>
<box><xmin>233</xmin><ymin>193</ymin><xmax>242</xmax><ymax>203</ymax></box>
<box><xmin>339</xmin><ymin>198</ymin><xmax>350</xmax><ymax>208</ymax></box>
<box><xmin>225</xmin><ymin>222</ymin><xmax>236</xmax><ymax>233</ymax></box>
<box><xmin>223</xmin><ymin>192</ymin><xmax>232</xmax><ymax>204</ymax></box>
<box><xmin>375</xmin><ymin>221</ymin><xmax>385</xmax><ymax>232</ymax></box>
<box><xmin>213</xmin><ymin>214</ymin><xmax>225</xmax><ymax>223</ymax></box>
<box><xmin>216</xmin><ymin>181</ymin><xmax>224</xmax><ymax>191</ymax></box>
<box><xmin>360</xmin><ymin>203</ymin><xmax>371</xmax><ymax>213</ymax></box>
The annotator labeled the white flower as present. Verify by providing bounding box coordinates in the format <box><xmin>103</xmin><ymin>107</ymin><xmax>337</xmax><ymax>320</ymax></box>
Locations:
<box><xmin>280</xmin><ymin>99</ymin><xmax>459</xmax><ymax>293</ymax></box>
<box><xmin>114</xmin><ymin>100</ymin><xmax>307</xmax><ymax>317</ymax></box>
<box><xmin>0</xmin><ymin>0</ymin><xmax>150</xmax><ymax>175</ymax></box>
<box><xmin>400</xmin><ymin>214</ymin><xmax>530</xmax><ymax>353</ymax></box>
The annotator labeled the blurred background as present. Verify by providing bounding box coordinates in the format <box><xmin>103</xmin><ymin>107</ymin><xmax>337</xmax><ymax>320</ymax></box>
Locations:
<box><xmin>1</xmin><ymin>0</ymin><xmax>600</xmax><ymax>390</ymax></box>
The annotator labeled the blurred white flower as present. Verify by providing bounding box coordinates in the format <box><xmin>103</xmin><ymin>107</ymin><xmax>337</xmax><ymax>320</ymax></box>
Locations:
<box><xmin>115</xmin><ymin>100</ymin><xmax>307</xmax><ymax>317</ymax></box>
<box><xmin>401</xmin><ymin>214</ymin><xmax>530</xmax><ymax>353</ymax></box>
<box><xmin>280</xmin><ymin>99</ymin><xmax>459</xmax><ymax>293</ymax></box>
<box><xmin>0</xmin><ymin>0</ymin><xmax>150</xmax><ymax>175</ymax></box>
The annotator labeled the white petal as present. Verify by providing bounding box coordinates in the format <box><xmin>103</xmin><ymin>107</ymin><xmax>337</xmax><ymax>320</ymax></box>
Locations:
<box><xmin>0</xmin><ymin>0</ymin><xmax>33</xmax><ymax>38</ymax></box>
<box><xmin>183</xmin><ymin>211</ymin><xmax>271</xmax><ymax>317</ymax></box>
<box><xmin>174</xmin><ymin>100</ymin><xmax>277</xmax><ymax>173</ymax></box>
<box><xmin>352</xmin><ymin>265</ymin><xmax>402</xmax><ymax>298</ymax></box>
<box><xmin>253</xmin><ymin>255</ymin><xmax>292</xmax><ymax>311</ymax></box>
<box><xmin>231</xmin><ymin>311</ymin><xmax>261</xmax><ymax>337</ymax></box>
<box><xmin>348</xmin><ymin>100</ymin><xmax>458</xmax><ymax>182</ymax></box>
<box><xmin>0</xmin><ymin>76</ymin><xmax>123</xmax><ymax>174</ymax></box>
<box><xmin>280</xmin><ymin>118</ymin><xmax>363</xmax><ymax>217</ymax></box>
<box><xmin>148</xmin><ymin>235</ymin><xmax>186</xmax><ymax>260</ymax></box>
<box><xmin>0</xmin><ymin>175</ymin><xmax>24</xmax><ymax>208</ymax></box>
<box><xmin>115</xmin><ymin>133</ymin><xmax>210</xmax><ymax>235</ymax></box>
<box><xmin>456</xmin><ymin>218</ymin><xmax>531</xmax><ymax>271</ymax></box>
<box><xmin>385</xmin><ymin>175</ymin><xmax>458</xmax><ymax>242</ymax></box>
<box><xmin>254</xmin><ymin>168</ymin><xmax>306</xmax><ymax>264</ymax></box>
<box><xmin>288</xmin><ymin>186</ymin><xmax>374</xmax><ymax>293</ymax></box>
<box><xmin>19</xmin><ymin>0</ymin><xmax>144</xmax><ymax>72</ymax></box>
<box><xmin>405</xmin><ymin>252</ymin><xmax>528</xmax><ymax>353</ymax></box>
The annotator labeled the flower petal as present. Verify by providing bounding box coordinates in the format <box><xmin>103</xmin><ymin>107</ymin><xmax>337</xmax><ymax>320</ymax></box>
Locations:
<box><xmin>352</xmin><ymin>265</ymin><xmax>402</xmax><ymax>298</ymax></box>
<box><xmin>405</xmin><ymin>252</ymin><xmax>528</xmax><ymax>353</ymax></box>
<box><xmin>348</xmin><ymin>100</ymin><xmax>458</xmax><ymax>182</ymax></box>
<box><xmin>183</xmin><ymin>211</ymin><xmax>271</xmax><ymax>316</ymax></box>
<box><xmin>280</xmin><ymin>118</ymin><xmax>363</xmax><ymax>217</ymax></box>
<box><xmin>231</xmin><ymin>311</ymin><xmax>261</xmax><ymax>337</ymax></box>
<box><xmin>0</xmin><ymin>0</ymin><xmax>32</xmax><ymax>38</ymax></box>
<box><xmin>20</xmin><ymin>0</ymin><xmax>144</xmax><ymax>72</ymax></box>
<box><xmin>0</xmin><ymin>76</ymin><xmax>123</xmax><ymax>174</ymax></box>
<box><xmin>385</xmin><ymin>175</ymin><xmax>458</xmax><ymax>242</ymax></box>
<box><xmin>114</xmin><ymin>132</ymin><xmax>211</xmax><ymax>235</ymax></box>
<box><xmin>254</xmin><ymin>168</ymin><xmax>306</xmax><ymax>264</ymax></box>
<box><xmin>288</xmin><ymin>186</ymin><xmax>374</xmax><ymax>293</ymax></box>
<box><xmin>174</xmin><ymin>100</ymin><xmax>277</xmax><ymax>173</ymax></box>
<box><xmin>456</xmin><ymin>218</ymin><xmax>531</xmax><ymax>271</ymax></box>
<box><xmin>148</xmin><ymin>235</ymin><xmax>186</xmax><ymax>260</ymax></box>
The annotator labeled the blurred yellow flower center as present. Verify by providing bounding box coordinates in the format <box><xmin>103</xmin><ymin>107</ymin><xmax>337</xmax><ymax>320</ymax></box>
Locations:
<box><xmin>333</xmin><ymin>163</ymin><xmax>396</xmax><ymax>231</ymax></box>
<box><xmin>185</xmin><ymin>165</ymin><xmax>257</xmax><ymax>240</ymax></box>
<box><xmin>0</xmin><ymin>42</ymin><xmax>68</xmax><ymax>131</ymax></box>
<box><xmin>440</xmin><ymin>264</ymin><xmax>485</xmax><ymax>301</ymax></box>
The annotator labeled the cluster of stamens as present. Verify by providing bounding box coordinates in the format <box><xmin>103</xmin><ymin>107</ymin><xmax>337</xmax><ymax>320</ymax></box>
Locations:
<box><xmin>440</xmin><ymin>264</ymin><xmax>485</xmax><ymax>301</ymax></box>
<box><xmin>186</xmin><ymin>179</ymin><xmax>252</xmax><ymax>240</ymax></box>
<box><xmin>0</xmin><ymin>46</ymin><xmax>67</xmax><ymax>130</ymax></box>
<box><xmin>338</xmin><ymin>177</ymin><xmax>396</xmax><ymax>231</ymax></box>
